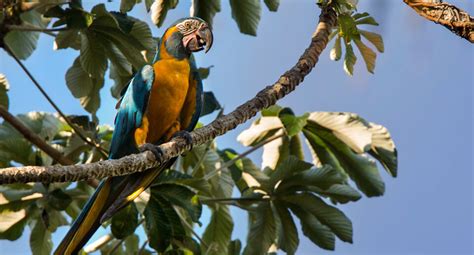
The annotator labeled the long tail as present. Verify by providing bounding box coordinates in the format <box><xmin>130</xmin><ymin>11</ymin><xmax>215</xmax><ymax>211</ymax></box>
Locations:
<box><xmin>54</xmin><ymin>160</ymin><xmax>175</xmax><ymax>255</ymax></box>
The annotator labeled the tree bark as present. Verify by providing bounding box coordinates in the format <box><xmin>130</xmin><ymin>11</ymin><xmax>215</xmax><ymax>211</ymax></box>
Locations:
<box><xmin>0</xmin><ymin>7</ymin><xmax>337</xmax><ymax>185</ymax></box>
<box><xmin>404</xmin><ymin>0</ymin><xmax>474</xmax><ymax>43</ymax></box>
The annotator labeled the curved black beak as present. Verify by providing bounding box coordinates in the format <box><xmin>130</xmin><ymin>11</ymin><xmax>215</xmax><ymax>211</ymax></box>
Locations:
<box><xmin>198</xmin><ymin>26</ymin><xmax>213</xmax><ymax>53</ymax></box>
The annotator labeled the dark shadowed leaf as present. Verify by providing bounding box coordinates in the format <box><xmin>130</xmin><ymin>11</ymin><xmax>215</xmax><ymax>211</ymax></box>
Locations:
<box><xmin>264</xmin><ymin>0</ymin><xmax>280</xmax><ymax>12</ymax></box>
<box><xmin>227</xmin><ymin>239</ymin><xmax>242</xmax><ymax>255</ymax></box>
<box><xmin>274</xmin><ymin>201</ymin><xmax>298</xmax><ymax>254</ymax></box>
<box><xmin>111</xmin><ymin>203</ymin><xmax>139</xmax><ymax>239</ymax></box>
<box><xmin>289</xmin><ymin>204</ymin><xmax>335</xmax><ymax>250</ymax></box>
<box><xmin>229</xmin><ymin>0</ymin><xmax>261</xmax><ymax>36</ymax></box>
<box><xmin>203</xmin><ymin>206</ymin><xmax>234</xmax><ymax>255</ymax></box>
<box><xmin>243</xmin><ymin>203</ymin><xmax>276</xmax><ymax>255</ymax></box>
<box><xmin>154</xmin><ymin>183</ymin><xmax>202</xmax><ymax>223</ymax></box>
<box><xmin>48</xmin><ymin>189</ymin><xmax>72</xmax><ymax>210</ymax></box>
<box><xmin>54</xmin><ymin>30</ymin><xmax>81</xmax><ymax>50</ymax></box>
<box><xmin>120</xmin><ymin>0</ymin><xmax>139</xmax><ymax>12</ymax></box>
<box><xmin>201</xmin><ymin>91</ymin><xmax>221</xmax><ymax>117</ymax></box>
<box><xmin>283</xmin><ymin>193</ymin><xmax>352</xmax><ymax>243</ymax></box>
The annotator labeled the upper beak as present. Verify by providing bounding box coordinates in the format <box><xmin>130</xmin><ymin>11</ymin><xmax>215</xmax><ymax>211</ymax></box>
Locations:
<box><xmin>198</xmin><ymin>26</ymin><xmax>213</xmax><ymax>53</ymax></box>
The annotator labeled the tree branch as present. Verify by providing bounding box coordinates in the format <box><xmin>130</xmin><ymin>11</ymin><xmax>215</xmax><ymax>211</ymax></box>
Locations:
<box><xmin>0</xmin><ymin>6</ymin><xmax>337</xmax><ymax>184</ymax></box>
<box><xmin>404</xmin><ymin>0</ymin><xmax>474</xmax><ymax>43</ymax></box>
<box><xmin>0</xmin><ymin>105</ymin><xmax>99</xmax><ymax>187</ymax></box>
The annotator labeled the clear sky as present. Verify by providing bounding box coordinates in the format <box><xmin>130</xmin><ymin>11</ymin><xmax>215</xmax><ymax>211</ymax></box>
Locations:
<box><xmin>1</xmin><ymin>1</ymin><xmax>472</xmax><ymax>254</ymax></box>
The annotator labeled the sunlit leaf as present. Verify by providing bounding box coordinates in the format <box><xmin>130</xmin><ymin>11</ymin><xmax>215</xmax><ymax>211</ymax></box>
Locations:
<box><xmin>151</xmin><ymin>0</ymin><xmax>179</xmax><ymax>27</ymax></box>
<box><xmin>30</xmin><ymin>219</ymin><xmax>53</xmax><ymax>255</ymax></box>
<box><xmin>354</xmin><ymin>38</ymin><xmax>376</xmax><ymax>73</ymax></box>
<box><xmin>4</xmin><ymin>10</ymin><xmax>45</xmax><ymax>59</ymax></box>
<box><xmin>367</xmin><ymin>123</ymin><xmax>397</xmax><ymax>177</ymax></box>
<box><xmin>330</xmin><ymin>36</ymin><xmax>342</xmax><ymax>61</ymax></box>
<box><xmin>0</xmin><ymin>74</ymin><xmax>10</xmax><ymax>110</ymax></box>
<box><xmin>360</xmin><ymin>29</ymin><xmax>384</xmax><ymax>53</ymax></box>
<box><xmin>343</xmin><ymin>43</ymin><xmax>357</xmax><ymax>76</ymax></box>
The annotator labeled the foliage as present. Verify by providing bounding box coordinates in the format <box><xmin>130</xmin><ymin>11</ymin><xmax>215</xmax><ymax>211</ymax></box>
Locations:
<box><xmin>0</xmin><ymin>0</ymin><xmax>398</xmax><ymax>254</ymax></box>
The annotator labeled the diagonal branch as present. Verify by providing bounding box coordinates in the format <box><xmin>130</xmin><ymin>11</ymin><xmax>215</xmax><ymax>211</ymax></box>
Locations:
<box><xmin>0</xmin><ymin>105</ymin><xmax>99</xmax><ymax>187</ymax></box>
<box><xmin>0</xmin><ymin>6</ymin><xmax>337</xmax><ymax>185</ymax></box>
<box><xmin>404</xmin><ymin>0</ymin><xmax>474</xmax><ymax>43</ymax></box>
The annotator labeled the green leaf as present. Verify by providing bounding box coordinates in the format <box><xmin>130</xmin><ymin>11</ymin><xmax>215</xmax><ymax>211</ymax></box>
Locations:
<box><xmin>279</xmin><ymin>112</ymin><xmax>309</xmax><ymax>137</ymax></box>
<box><xmin>284</xmin><ymin>193</ymin><xmax>352</xmax><ymax>243</ymax></box>
<box><xmin>129</xmin><ymin>17</ymin><xmax>156</xmax><ymax>51</ymax></box>
<box><xmin>201</xmin><ymin>91</ymin><xmax>221</xmax><ymax>117</ymax></box>
<box><xmin>311</xmin><ymin>184</ymin><xmax>362</xmax><ymax>204</ymax></box>
<box><xmin>355</xmin><ymin>16</ymin><xmax>379</xmax><ymax>26</ymax></box>
<box><xmin>151</xmin><ymin>0</ymin><xmax>179</xmax><ymax>27</ymax></box>
<box><xmin>66</xmin><ymin>58</ymin><xmax>104</xmax><ymax>115</ymax></box>
<box><xmin>227</xmin><ymin>239</ymin><xmax>242</xmax><ymax>255</ymax></box>
<box><xmin>264</xmin><ymin>0</ymin><xmax>280</xmax><ymax>12</ymax></box>
<box><xmin>54</xmin><ymin>30</ymin><xmax>81</xmax><ymax>50</ymax></box>
<box><xmin>330</xmin><ymin>36</ymin><xmax>342</xmax><ymax>61</ymax></box>
<box><xmin>229</xmin><ymin>0</ymin><xmax>261</xmax><ymax>36</ymax></box>
<box><xmin>261</xmin><ymin>105</ymin><xmax>283</xmax><ymax>117</ymax></box>
<box><xmin>277</xmin><ymin>165</ymin><xmax>343</xmax><ymax>192</ymax></box>
<box><xmin>309</xmin><ymin>126</ymin><xmax>385</xmax><ymax>196</ymax></box>
<box><xmin>367</xmin><ymin>123</ymin><xmax>397</xmax><ymax>177</ymax></box>
<box><xmin>203</xmin><ymin>206</ymin><xmax>234</xmax><ymax>255</ymax></box>
<box><xmin>0</xmin><ymin>210</ymin><xmax>27</xmax><ymax>241</ymax></box>
<box><xmin>268</xmin><ymin>156</ymin><xmax>313</xmax><ymax>189</ymax></box>
<box><xmin>45</xmin><ymin>209</ymin><xmax>68</xmax><ymax>232</ymax></box>
<box><xmin>30</xmin><ymin>220</ymin><xmax>53</xmax><ymax>255</ymax></box>
<box><xmin>124</xmin><ymin>234</ymin><xmax>140</xmax><ymax>254</ymax></box>
<box><xmin>274</xmin><ymin>201</ymin><xmax>298</xmax><ymax>254</ymax></box>
<box><xmin>354</xmin><ymin>38</ymin><xmax>376</xmax><ymax>73</ymax></box>
<box><xmin>111</xmin><ymin>203</ymin><xmax>139</xmax><ymax>239</ymax></box>
<box><xmin>289</xmin><ymin>204</ymin><xmax>335</xmax><ymax>250</ymax></box>
<box><xmin>343</xmin><ymin>43</ymin><xmax>357</xmax><ymax>76</ymax></box>
<box><xmin>4</xmin><ymin>10</ymin><xmax>45</xmax><ymax>59</ymax></box>
<box><xmin>0</xmin><ymin>74</ymin><xmax>10</xmax><ymax>110</ymax></box>
<box><xmin>360</xmin><ymin>29</ymin><xmax>384</xmax><ymax>53</ymax></box>
<box><xmin>197</xmin><ymin>66</ymin><xmax>213</xmax><ymax>80</ymax></box>
<box><xmin>48</xmin><ymin>189</ymin><xmax>72</xmax><ymax>210</ymax></box>
<box><xmin>243</xmin><ymin>203</ymin><xmax>276</xmax><ymax>255</ymax></box>
<box><xmin>306</xmin><ymin>112</ymin><xmax>372</xmax><ymax>154</ymax></box>
<box><xmin>352</xmin><ymin>12</ymin><xmax>369</xmax><ymax>20</ymax></box>
<box><xmin>191</xmin><ymin>0</ymin><xmax>221</xmax><ymax>26</ymax></box>
<box><xmin>289</xmin><ymin>135</ymin><xmax>304</xmax><ymax>160</ymax></box>
<box><xmin>80</xmin><ymin>32</ymin><xmax>108</xmax><ymax>77</ymax></box>
<box><xmin>153</xmin><ymin>183</ymin><xmax>202</xmax><ymax>223</ymax></box>
<box><xmin>120</xmin><ymin>0</ymin><xmax>139</xmax><ymax>12</ymax></box>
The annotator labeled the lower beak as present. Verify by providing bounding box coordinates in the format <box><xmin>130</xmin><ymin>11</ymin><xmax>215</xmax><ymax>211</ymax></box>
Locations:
<box><xmin>198</xmin><ymin>27</ymin><xmax>213</xmax><ymax>53</ymax></box>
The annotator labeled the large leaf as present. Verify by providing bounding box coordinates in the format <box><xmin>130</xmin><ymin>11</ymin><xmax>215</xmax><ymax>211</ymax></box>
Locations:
<box><xmin>4</xmin><ymin>10</ymin><xmax>45</xmax><ymax>59</ymax></box>
<box><xmin>229</xmin><ymin>0</ymin><xmax>261</xmax><ymax>36</ymax></box>
<box><xmin>354</xmin><ymin>38</ymin><xmax>376</xmax><ymax>73</ymax></box>
<box><xmin>289</xmin><ymin>204</ymin><xmax>335</xmax><ymax>250</ymax></box>
<box><xmin>151</xmin><ymin>0</ymin><xmax>179</xmax><ymax>27</ymax></box>
<box><xmin>0</xmin><ymin>74</ymin><xmax>10</xmax><ymax>109</ymax></box>
<box><xmin>368</xmin><ymin>123</ymin><xmax>397</xmax><ymax>177</ymax></box>
<box><xmin>343</xmin><ymin>43</ymin><xmax>357</xmax><ymax>76</ymax></box>
<box><xmin>201</xmin><ymin>91</ymin><xmax>221</xmax><ymax>117</ymax></box>
<box><xmin>276</xmin><ymin>165</ymin><xmax>344</xmax><ymax>192</ymax></box>
<box><xmin>153</xmin><ymin>183</ymin><xmax>202</xmax><ymax>223</ymax></box>
<box><xmin>0</xmin><ymin>209</ymin><xmax>27</xmax><ymax>241</ymax></box>
<box><xmin>190</xmin><ymin>0</ymin><xmax>221</xmax><ymax>25</ymax></box>
<box><xmin>267</xmin><ymin>156</ymin><xmax>313</xmax><ymax>189</ymax></box>
<box><xmin>243</xmin><ymin>203</ymin><xmax>276</xmax><ymax>255</ymax></box>
<box><xmin>203</xmin><ymin>206</ymin><xmax>234</xmax><ymax>255</ymax></box>
<box><xmin>54</xmin><ymin>30</ymin><xmax>81</xmax><ymax>50</ymax></box>
<box><xmin>237</xmin><ymin>117</ymin><xmax>283</xmax><ymax>146</ymax></box>
<box><xmin>283</xmin><ymin>193</ymin><xmax>352</xmax><ymax>243</ymax></box>
<box><xmin>111</xmin><ymin>203</ymin><xmax>139</xmax><ymax>239</ymax></box>
<box><xmin>66</xmin><ymin>57</ymin><xmax>104</xmax><ymax>115</ymax></box>
<box><xmin>30</xmin><ymin>220</ymin><xmax>53</xmax><ymax>255</ymax></box>
<box><xmin>274</xmin><ymin>201</ymin><xmax>298</xmax><ymax>254</ymax></box>
<box><xmin>80</xmin><ymin>32</ymin><xmax>108</xmax><ymax>77</ymax></box>
<box><xmin>120</xmin><ymin>0</ymin><xmax>139</xmax><ymax>12</ymax></box>
<box><xmin>307</xmin><ymin>112</ymin><xmax>372</xmax><ymax>154</ymax></box>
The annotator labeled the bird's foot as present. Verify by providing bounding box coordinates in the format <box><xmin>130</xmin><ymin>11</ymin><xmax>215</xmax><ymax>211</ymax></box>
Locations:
<box><xmin>172</xmin><ymin>130</ymin><xmax>193</xmax><ymax>145</ymax></box>
<box><xmin>139</xmin><ymin>143</ymin><xmax>163</xmax><ymax>160</ymax></box>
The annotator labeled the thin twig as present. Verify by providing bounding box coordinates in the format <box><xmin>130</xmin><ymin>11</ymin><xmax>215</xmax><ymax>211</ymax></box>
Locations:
<box><xmin>138</xmin><ymin>240</ymin><xmax>149</xmax><ymax>255</ymax></box>
<box><xmin>2</xmin><ymin>45</ymin><xmax>109</xmax><ymax>158</ymax></box>
<box><xmin>200</xmin><ymin>197</ymin><xmax>269</xmax><ymax>203</ymax></box>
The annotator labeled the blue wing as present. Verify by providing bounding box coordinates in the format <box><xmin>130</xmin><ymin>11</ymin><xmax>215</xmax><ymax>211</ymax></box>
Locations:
<box><xmin>109</xmin><ymin>65</ymin><xmax>155</xmax><ymax>159</ymax></box>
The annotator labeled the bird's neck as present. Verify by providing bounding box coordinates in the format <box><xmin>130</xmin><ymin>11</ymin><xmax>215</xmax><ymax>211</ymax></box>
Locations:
<box><xmin>157</xmin><ymin>27</ymin><xmax>190</xmax><ymax>61</ymax></box>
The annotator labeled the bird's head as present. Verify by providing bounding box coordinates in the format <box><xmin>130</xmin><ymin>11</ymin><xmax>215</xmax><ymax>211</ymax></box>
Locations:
<box><xmin>158</xmin><ymin>17</ymin><xmax>213</xmax><ymax>59</ymax></box>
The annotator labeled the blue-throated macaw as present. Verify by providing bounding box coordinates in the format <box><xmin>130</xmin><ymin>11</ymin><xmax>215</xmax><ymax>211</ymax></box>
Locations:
<box><xmin>54</xmin><ymin>17</ymin><xmax>213</xmax><ymax>255</ymax></box>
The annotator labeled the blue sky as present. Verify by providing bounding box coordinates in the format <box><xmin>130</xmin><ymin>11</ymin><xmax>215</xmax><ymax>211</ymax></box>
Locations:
<box><xmin>1</xmin><ymin>1</ymin><xmax>472</xmax><ymax>254</ymax></box>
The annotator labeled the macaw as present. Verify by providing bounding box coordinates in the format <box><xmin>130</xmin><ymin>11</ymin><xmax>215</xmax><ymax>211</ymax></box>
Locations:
<box><xmin>55</xmin><ymin>17</ymin><xmax>213</xmax><ymax>255</ymax></box>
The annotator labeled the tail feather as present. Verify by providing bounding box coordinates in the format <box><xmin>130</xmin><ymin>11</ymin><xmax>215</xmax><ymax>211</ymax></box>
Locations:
<box><xmin>54</xmin><ymin>180</ymin><xmax>113</xmax><ymax>255</ymax></box>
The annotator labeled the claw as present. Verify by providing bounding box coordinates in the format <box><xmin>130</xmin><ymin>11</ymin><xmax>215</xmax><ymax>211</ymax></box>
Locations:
<box><xmin>172</xmin><ymin>130</ymin><xmax>193</xmax><ymax>145</ymax></box>
<box><xmin>139</xmin><ymin>143</ymin><xmax>163</xmax><ymax>160</ymax></box>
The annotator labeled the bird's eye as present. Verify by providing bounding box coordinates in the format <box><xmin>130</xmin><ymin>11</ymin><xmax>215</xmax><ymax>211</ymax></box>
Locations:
<box><xmin>185</xmin><ymin>22</ymin><xmax>191</xmax><ymax>29</ymax></box>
